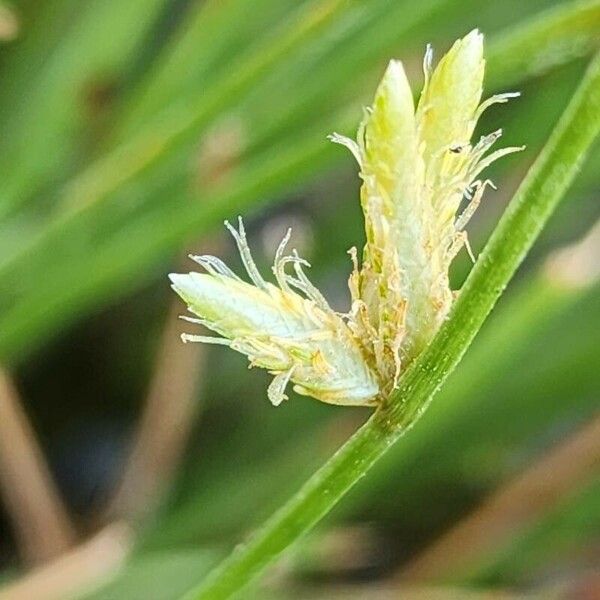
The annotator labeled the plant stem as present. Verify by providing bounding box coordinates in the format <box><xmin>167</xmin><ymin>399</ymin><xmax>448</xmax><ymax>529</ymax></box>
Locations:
<box><xmin>182</xmin><ymin>51</ymin><xmax>600</xmax><ymax>600</ymax></box>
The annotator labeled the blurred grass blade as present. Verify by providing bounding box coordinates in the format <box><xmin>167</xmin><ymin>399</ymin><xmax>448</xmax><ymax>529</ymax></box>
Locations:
<box><xmin>486</xmin><ymin>0</ymin><xmax>600</xmax><ymax>88</ymax></box>
<box><xmin>0</xmin><ymin>368</ymin><xmax>76</xmax><ymax>563</ymax></box>
<box><xmin>0</xmin><ymin>523</ymin><xmax>133</xmax><ymax>600</ymax></box>
<box><xmin>80</xmin><ymin>549</ymin><xmax>220</xmax><ymax>600</ymax></box>
<box><xmin>0</xmin><ymin>0</ymin><xmax>169</xmax><ymax>217</ymax></box>
<box><xmin>231</xmin><ymin>0</ymin><xmax>449</xmax><ymax>157</ymax></box>
<box><xmin>473</xmin><ymin>477</ymin><xmax>600</xmax><ymax>586</ymax></box>
<box><xmin>113</xmin><ymin>0</ymin><xmax>448</xmax><ymax>150</ymax></box>
<box><xmin>112</xmin><ymin>0</ymin><xmax>301</xmax><ymax>141</ymax></box>
<box><xmin>398</xmin><ymin>415</ymin><xmax>600</xmax><ymax>582</ymax></box>
<box><xmin>58</xmin><ymin>0</ymin><xmax>346</xmax><ymax>216</ymax></box>
<box><xmin>179</xmin><ymin>52</ymin><xmax>600</xmax><ymax>600</ymax></box>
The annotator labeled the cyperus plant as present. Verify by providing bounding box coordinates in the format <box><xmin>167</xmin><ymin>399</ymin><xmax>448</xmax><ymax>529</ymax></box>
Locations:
<box><xmin>170</xmin><ymin>30</ymin><xmax>521</xmax><ymax>405</ymax></box>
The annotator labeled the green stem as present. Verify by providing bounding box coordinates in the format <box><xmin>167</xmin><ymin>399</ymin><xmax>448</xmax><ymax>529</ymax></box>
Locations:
<box><xmin>182</xmin><ymin>51</ymin><xmax>600</xmax><ymax>600</ymax></box>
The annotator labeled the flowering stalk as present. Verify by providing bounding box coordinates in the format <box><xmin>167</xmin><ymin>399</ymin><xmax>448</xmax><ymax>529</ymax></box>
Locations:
<box><xmin>171</xmin><ymin>30</ymin><xmax>521</xmax><ymax>405</ymax></box>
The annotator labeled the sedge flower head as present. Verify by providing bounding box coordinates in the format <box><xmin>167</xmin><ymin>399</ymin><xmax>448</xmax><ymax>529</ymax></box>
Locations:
<box><xmin>170</xmin><ymin>30</ymin><xmax>522</xmax><ymax>406</ymax></box>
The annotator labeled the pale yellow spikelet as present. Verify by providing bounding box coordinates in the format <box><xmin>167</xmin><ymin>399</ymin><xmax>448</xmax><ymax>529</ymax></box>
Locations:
<box><xmin>332</xmin><ymin>29</ymin><xmax>523</xmax><ymax>393</ymax></box>
<box><xmin>171</xmin><ymin>30</ymin><xmax>523</xmax><ymax>408</ymax></box>
<box><xmin>170</xmin><ymin>218</ymin><xmax>379</xmax><ymax>407</ymax></box>
<box><xmin>418</xmin><ymin>29</ymin><xmax>485</xmax><ymax>163</ymax></box>
<box><xmin>331</xmin><ymin>59</ymin><xmax>425</xmax><ymax>390</ymax></box>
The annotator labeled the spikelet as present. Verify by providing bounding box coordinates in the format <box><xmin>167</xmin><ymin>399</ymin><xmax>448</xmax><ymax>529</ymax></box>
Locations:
<box><xmin>331</xmin><ymin>29</ymin><xmax>523</xmax><ymax>394</ymax></box>
<box><xmin>170</xmin><ymin>219</ymin><xmax>379</xmax><ymax>406</ymax></box>
<box><xmin>171</xmin><ymin>30</ymin><xmax>522</xmax><ymax>406</ymax></box>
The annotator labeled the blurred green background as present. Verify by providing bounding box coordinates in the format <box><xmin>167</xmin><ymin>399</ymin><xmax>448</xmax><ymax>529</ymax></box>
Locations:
<box><xmin>0</xmin><ymin>0</ymin><xmax>598</xmax><ymax>598</ymax></box>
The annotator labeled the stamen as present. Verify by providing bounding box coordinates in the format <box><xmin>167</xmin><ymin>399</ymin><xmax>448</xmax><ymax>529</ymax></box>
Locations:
<box><xmin>225</xmin><ymin>217</ymin><xmax>269</xmax><ymax>290</ymax></box>
<box><xmin>181</xmin><ymin>333</ymin><xmax>231</xmax><ymax>345</ymax></box>
<box><xmin>471</xmin><ymin>145</ymin><xmax>525</xmax><ymax>180</ymax></box>
<box><xmin>272</xmin><ymin>228</ymin><xmax>293</xmax><ymax>292</ymax></box>
<box><xmin>447</xmin><ymin>231</ymin><xmax>466</xmax><ymax>262</ymax></box>
<box><xmin>422</xmin><ymin>43</ymin><xmax>434</xmax><ymax>91</ymax></box>
<box><xmin>267</xmin><ymin>368</ymin><xmax>295</xmax><ymax>406</ymax></box>
<box><xmin>455</xmin><ymin>179</ymin><xmax>491</xmax><ymax>231</ymax></box>
<box><xmin>290</xmin><ymin>250</ymin><xmax>332</xmax><ymax>311</ymax></box>
<box><xmin>469</xmin><ymin>129</ymin><xmax>503</xmax><ymax>167</ymax></box>
<box><xmin>328</xmin><ymin>132</ymin><xmax>362</xmax><ymax>165</ymax></box>
<box><xmin>475</xmin><ymin>92</ymin><xmax>520</xmax><ymax>122</ymax></box>
<box><xmin>189</xmin><ymin>254</ymin><xmax>242</xmax><ymax>280</ymax></box>
<box><xmin>356</xmin><ymin>111</ymin><xmax>368</xmax><ymax>158</ymax></box>
<box><xmin>464</xmin><ymin>235</ymin><xmax>476</xmax><ymax>263</ymax></box>
<box><xmin>179</xmin><ymin>315</ymin><xmax>208</xmax><ymax>325</ymax></box>
<box><xmin>276</xmin><ymin>254</ymin><xmax>306</xmax><ymax>296</ymax></box>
